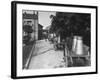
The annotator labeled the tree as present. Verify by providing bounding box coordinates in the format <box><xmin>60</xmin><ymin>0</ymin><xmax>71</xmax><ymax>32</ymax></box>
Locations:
<box><xmin>49</xmin><ymin>12</ymin><xmax>91</xmax><ymax>46</ymax></box>
<box><xmin>50</xmin><ymin>12</ymin><xmax>90</xmax><ymax>37</ymax></box>
<box><xmin>69</xmin><ymin>13</ymin><xmax>90</xmax><ymax>36</ymax></box>
<box><xmin>50</xmin><ymin>12</ymin><xmax>74</xmax><ymax>38</ymax></box>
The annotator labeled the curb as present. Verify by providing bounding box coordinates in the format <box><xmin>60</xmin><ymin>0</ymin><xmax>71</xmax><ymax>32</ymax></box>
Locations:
<box><xmin>24</xmin><ymin>43</ymin><xmax>35</xmax><ymax>69</ymax></box>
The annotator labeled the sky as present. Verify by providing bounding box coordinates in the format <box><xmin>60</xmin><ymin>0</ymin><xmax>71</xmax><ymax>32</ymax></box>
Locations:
<box><xmin>23</xmin><ymin>10</ymin><xmax>56</xmax><ymax>29</ymax></box>
<box><xmin>38</xmin><ymin>11</ymin><xmax>56</xmax><ymax>29</ymax></box>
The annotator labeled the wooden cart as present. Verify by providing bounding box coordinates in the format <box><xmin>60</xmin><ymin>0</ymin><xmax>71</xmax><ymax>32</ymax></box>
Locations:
<box><xmin>64</xmin><ymin>40</ymin><xmax>90</xmax><ymax>67</ymax></box>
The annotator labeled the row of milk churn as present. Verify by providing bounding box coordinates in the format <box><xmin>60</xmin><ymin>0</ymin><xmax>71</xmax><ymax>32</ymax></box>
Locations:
<box><xmin>72</xmin><ymin>36</ymin><xmax>84</xmax><ymax>55</ymax></box>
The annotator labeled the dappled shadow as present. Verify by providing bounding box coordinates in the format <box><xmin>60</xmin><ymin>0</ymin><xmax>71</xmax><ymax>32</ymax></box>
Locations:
<box><xmin>32</xmin><ymin>48</ymin><xmax>54</xmax><ymax>57</ymax></box>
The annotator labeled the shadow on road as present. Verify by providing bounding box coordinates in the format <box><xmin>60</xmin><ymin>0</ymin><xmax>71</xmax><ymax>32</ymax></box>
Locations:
<box><xmin>32</xmin><ymin>48</ymin><xmax>54</xmax><ymax>57</ymax></box>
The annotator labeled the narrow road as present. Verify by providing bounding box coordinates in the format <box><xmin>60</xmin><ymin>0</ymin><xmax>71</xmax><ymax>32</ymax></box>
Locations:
<box><xmin>28</xmin><ymin>39</ymin><xmax>65</xmax><ymax>69</ymax></box>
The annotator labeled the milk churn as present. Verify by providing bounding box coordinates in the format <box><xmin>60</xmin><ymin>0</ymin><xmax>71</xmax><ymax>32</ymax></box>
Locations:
<box><xmin>75</xmin><ymin>36</ymin><xmax>83</xmax><ymax>55</ymax></box>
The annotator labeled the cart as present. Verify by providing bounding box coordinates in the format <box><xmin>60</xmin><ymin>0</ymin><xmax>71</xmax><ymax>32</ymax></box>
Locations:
<box><xmin>64</xmin><ymin>37</ymin><xmax>90</xmax><ymax>67</ymax></box>
<box><xmin>64</xmin><ymin>44</ymin><xmax>90</xmax><ymax>67</ymax></box>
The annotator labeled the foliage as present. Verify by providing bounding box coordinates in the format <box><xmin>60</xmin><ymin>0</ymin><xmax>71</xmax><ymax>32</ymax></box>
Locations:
<box><xmin>50</xmin><ymin>12</ymin><xmax>90</xmax><ymax>37</ymax></box>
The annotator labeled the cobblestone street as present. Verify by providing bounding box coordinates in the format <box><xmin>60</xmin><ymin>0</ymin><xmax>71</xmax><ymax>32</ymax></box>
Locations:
<box><xmin>28</xmin><ymin>39</ymin><xmax>65</xmax><ymax>69</ymax></box>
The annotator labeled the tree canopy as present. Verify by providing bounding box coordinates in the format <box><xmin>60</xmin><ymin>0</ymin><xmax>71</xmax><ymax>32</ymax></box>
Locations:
<box><xmin>50</xmin><ymin>12</ymin><xmax>90</xmax><ymax>37</ymax></box>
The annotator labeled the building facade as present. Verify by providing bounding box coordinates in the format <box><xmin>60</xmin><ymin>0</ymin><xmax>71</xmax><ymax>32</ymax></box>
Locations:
<box><xmin>23</xmin><ymin>11</ymin><xmax>38</xmax><ymax>41</ymax></box>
